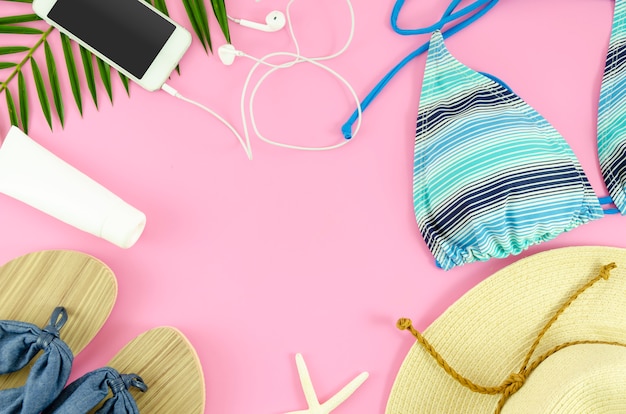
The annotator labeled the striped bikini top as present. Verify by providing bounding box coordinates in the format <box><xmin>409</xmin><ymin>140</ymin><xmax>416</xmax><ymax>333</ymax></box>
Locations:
<box><xmin>342</xmin><ymin>0</ymin><xmax>626</xmax><ymax>270</ymax></box>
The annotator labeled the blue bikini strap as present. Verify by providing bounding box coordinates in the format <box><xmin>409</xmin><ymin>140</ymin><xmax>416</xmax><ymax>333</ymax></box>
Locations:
<box><xmin>599</xmin><ymin>196</ymin><xmax>620</xmax><ymax>214</ymax></box>
<box><xmin>341</xmin><ymin>0</ymin><xmax>500</xmax><ymax>139</ymax></box>
<box><xmin>391</xmin><ymin>0</ymin><xmax>493</xmax><ymax>35</ymax></box>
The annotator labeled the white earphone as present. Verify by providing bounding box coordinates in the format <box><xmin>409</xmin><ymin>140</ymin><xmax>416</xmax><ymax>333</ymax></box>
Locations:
<box><xmin>217</xmin><ymin>44</ymin><xmax>241</xmax><ymax>66</ymax></box>
<box><xmin>227</xmin><ymin>11</ymin><xmax>286</xmax><ymax>33</ymax></box>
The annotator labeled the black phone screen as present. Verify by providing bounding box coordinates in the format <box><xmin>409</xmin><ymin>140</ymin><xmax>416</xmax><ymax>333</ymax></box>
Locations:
<box><xmin>48</xmin><ymin>0</ymin><xmax>176</xmax><ymax>78</ymax></box>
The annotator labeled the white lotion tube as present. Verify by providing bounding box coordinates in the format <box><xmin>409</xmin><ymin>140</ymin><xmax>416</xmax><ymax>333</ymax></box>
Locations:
<box><xmin>0</xmin><ymin>126</ymin><xmax>146</xmax><ymax>248</ymax></box>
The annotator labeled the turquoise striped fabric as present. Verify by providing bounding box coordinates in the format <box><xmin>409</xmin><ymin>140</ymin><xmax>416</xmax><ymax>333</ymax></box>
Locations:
<box><xmin>414</xmin><ymin>31</ymin><xmax>604</xmax><ymax>270</ymax></box>
<box><xmin>598</xmin><ymin>0</ymin><xmax>626</xmax><ymax>213</ymax></box>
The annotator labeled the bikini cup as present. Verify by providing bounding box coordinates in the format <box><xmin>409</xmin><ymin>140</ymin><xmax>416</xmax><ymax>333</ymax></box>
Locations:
<box><xmin>341</xmin><ymin>0</ymin><xmax>624</xmax><ymax>270</ymax></box>
<box><xmin>415</xmin><ymin>30</ymin><xmax>604</xmax><ymax>270</ymax></box>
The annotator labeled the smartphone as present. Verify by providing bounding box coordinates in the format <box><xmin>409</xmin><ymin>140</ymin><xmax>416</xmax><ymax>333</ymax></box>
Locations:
<box><xmin>33</xmin><ymin>0</ymin><xmax>191</xmax><ymax>91</ymax></box>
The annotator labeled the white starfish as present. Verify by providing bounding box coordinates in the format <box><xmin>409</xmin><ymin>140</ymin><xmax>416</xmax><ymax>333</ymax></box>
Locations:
<box><xmin>284</xmin><ymin>353</ymin><xmax>369</xmax><ymax>414</ymax></box>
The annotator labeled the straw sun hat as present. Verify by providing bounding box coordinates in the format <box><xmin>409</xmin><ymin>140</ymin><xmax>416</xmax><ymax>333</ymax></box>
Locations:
<box><xmin>386</xmin><ymin>246</ymin><xmax>626</xmax><ymax>413</ymax></box>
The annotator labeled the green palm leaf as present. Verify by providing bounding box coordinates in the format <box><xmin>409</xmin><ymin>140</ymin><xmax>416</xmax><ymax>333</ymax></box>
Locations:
<box><xmin>96</xmin><ymin>57</ymin><xmax>112</xmax><ymax>103</ymax></box>
<box><xmin>153</xmin><ymin>0</ymin><xmax>169</xmax><ymax>14</ymax></box>
<box><xmin>210</xmin><ymin>0</ymin><xmax>230</xmax><ymax>43</ymax></box>
<box><xmin>18</xmin><ymin>71</ymin><xmax>28</xmax><ymax>133</ymax></box>
<box><xmin>0</xmin><ymin>62</ymin><xmax>17</xmax><ymax>69</ymax></box>
<box><xmin>5</xmin><ymin>87</ymin><xmax>18</xmax><ymax>127</ymax></box>
<box><xmin>3</xmin><ymin>0</ymin><xmax>34</xmax><ymax>3</ymax></box>
<box><xmin>194</xmin><ymin>0</ymin><xmax>212</xmax><ymax>51</ymax></box>
<box><xmin>181</xmin><ymin>0</ymin><xmax>208</xmax><ymax>52</ymax></box>
<box><xmin>119</xmin><ymin>72</ymin><xmax>130</xmax><ymax>96</ymax></box>
<box><xmin>0</xmin><ymin>46</ymin><xmax>29</xmax><ymax>55</ymax></box>
<box><xmin>30</xmin><ymin>58</ymin><xmax>53</xmax><ymax>129</ymax></box>
<box><xmin>44</xmin><ymin>40</ymin><xmax>64</xmax><ymax>127</ymax></box>
<box><xmin>60</xmin><ymin>32</ymin><xmax>82</xmax><ymax>115</ymax></box>
<box><xmin>0</xmin><ymin>25</ymin><xmax>42</xmax><ymax>34</ymax></box>
<box><xmin>79</xmin><ymin>45</ymin><xmax>98</xmax><ymax>109</ymax></box>
<box><xmin>0</xmin><ymin>14</ymin><xmax>41</xmax><ymax>24</ymax></box>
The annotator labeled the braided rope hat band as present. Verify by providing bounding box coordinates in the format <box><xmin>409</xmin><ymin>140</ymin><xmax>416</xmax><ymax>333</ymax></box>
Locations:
<box><xmin>386</xmin><ymin>246</ymin><xmax>626</xmax><ymax>413</ymax></box>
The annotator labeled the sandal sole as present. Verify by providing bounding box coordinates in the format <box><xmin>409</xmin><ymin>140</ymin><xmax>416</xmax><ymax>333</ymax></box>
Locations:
<box><xmin>103</xmin><ymin>327</ymin><xmax>206</xmax><ymax>413</ymax></box>
<box><xmin>0</xmin><ymin>250</ymin><xmax>117</xmax><ymax>389</ymax></box>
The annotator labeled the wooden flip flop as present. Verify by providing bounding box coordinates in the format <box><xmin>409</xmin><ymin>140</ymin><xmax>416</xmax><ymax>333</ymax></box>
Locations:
<box><xmin>102</xmin><ymin>327</ymin><xmax>205</xmax><ymax>413</ymax></box>
<box><xmin>0</xmin><ymin>250</ymin><xmax>117</xmax><ymax>390</ymax></box>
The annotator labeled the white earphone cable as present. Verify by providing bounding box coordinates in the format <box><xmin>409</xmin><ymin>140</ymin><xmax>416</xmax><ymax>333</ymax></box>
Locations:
<box><xmin>240</xmin><ymin>0</ymin><xmax>361</xmax><ymax>153</ymax></box>
<box><xmin>162</xmin><ymin>0</ymin><xmax>360</xmax><ymax>159</ymax></box>
<box><xmin>161</xmin><ymin>84</ymin><xmax>253</xmax><ymax>159</ymax></box>
<box><xmin>287</xmin><ymin>0</ymin><xmax>354</xmax><ymax>62</ymax></box>
<box><xmin>243</xmin><ymin>50</ymin><xmax>362</xmax><ymax>151</ymax></box>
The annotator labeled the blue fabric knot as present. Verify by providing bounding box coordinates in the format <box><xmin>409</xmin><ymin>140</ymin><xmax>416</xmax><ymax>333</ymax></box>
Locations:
<box><xmin>35</xmin><ymin>331</ymin><xmax>58</xmax><ymax>350</ymax></box>
<box><xmin>108</xmin><ymin>374</ymin><xmax>148</xmax><ymax>395</ymax></box>
<box><xmin>0</xmin><ymin>307</ymin><xmax>73</xmax><ymax>414</ymax></box>
<box><xmin>43</xmin><ymin>368</ymin><xmax>147</xmax><ymax>414</ymax></box>
<box><xmin>35</xmin><ymin>307</ymin><xmax>67</xmax><ymax>350</ymax></box>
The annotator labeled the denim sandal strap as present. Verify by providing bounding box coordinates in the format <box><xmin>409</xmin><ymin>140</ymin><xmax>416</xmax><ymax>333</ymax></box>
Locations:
<box><xmin>43</xmin><ymin>367</ymin><xmax>148</xmax><ymax>414</ymax></box>
<box><xmin>0</xmin><ymin>307</ymin><xmax>73</xmax><ymax>414</ymax></box>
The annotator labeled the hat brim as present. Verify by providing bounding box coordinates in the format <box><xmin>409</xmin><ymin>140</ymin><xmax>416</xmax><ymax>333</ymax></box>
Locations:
<box><xmin>386</xmin><ymin>246</ymin><xmax>626</xmax><ymax>413</ymax></box>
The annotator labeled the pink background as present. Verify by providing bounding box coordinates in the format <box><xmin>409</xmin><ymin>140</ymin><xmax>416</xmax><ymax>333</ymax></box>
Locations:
<box><xmin>0</xmin><ymin>0</ymin><xmax>623</xmax><ymax>412</ymax></box>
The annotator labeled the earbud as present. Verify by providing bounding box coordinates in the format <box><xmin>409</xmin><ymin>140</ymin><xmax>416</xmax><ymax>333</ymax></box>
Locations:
<box><xmin>231</xmin><ymin>11</ymin><xmax>286</xmax><ymax>32</ymax></box>
<box><xmin>218</xmin><ymin>44</ymin><xmax>244</xmax><ymax>65</ymax></box>
<box><xmin>220</xmin><ymin>11</ymin><xmax>286</xmax><ymax>65</ymax></box>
